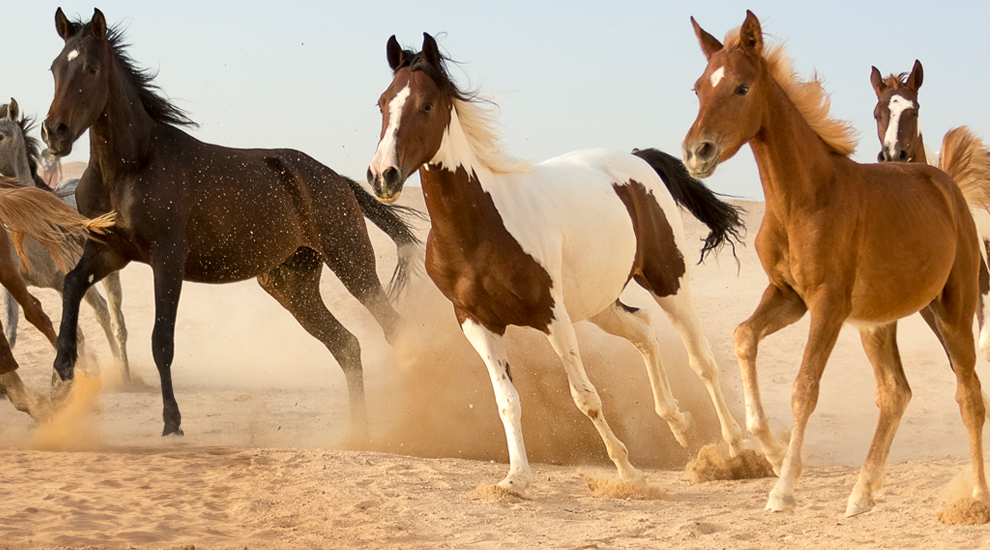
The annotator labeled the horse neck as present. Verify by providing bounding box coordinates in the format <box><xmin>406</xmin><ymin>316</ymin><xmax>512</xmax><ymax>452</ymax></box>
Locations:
<box><xmin>88</xmin><ymin>63</ymin><xmax>157</xmax><ymax>181</ymax></box>
<box><xmin>908</xmin><ymin>129</ymin><xmax>928</xmax><ymax>164</ymax></box>
<box><xmin>420</xmin><ymin>107</ymin><xmax>502</xmax><ymax>241</ymax></box>
<box><xmin>3</xmin><ymin>144</ymin><xmax>35</xmax><ymax>188</ymax></box>
<box><xmin>749</xmin><ymin>82</ymin><xmax>839</xmax><ymax>216</ymax></box>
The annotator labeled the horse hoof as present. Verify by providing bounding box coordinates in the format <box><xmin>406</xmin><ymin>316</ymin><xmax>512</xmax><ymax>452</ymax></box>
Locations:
<box><xmin>766</xmin><ymin>490</ymin><xmax>796</xmax><ymax>512</ymax></box>
<box><xmin>845</xmin><ymin>496</ymin><xmax>873</xmax><ymax>517</ymax></box>
<box><xmin>162</xmin><ymin>426</ymin><xmax>184</xmax><ymax>437</ymax></box>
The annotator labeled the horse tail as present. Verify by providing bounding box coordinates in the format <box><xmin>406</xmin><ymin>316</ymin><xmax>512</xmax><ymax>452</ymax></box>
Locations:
<box><xmin>343</xmin><ymin>177</ymin><xmax>426</xmax><ymax>300</ymax></box>
<box><xmin>0</xmin><ymin>176</ymin><xmax>114</xmax><ymax>273</ymax></box>
<box><xmin>632</xmin><ymin>148</ymin><xmax>745</xmax><ymax>262</ymax></box>
<box><xmin>938</xmin><ymin>126</ymin><xmax>990</xmax><ymax>213</ymax></box>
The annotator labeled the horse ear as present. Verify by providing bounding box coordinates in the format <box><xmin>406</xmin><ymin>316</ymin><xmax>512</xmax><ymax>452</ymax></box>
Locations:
<box><xmin>906</xmin><ymin>59</ymin><xmax>923</xmax><ymax>91</ymax></box>
<box><xmin>55</xmin><ymin>7</ymin><xmax>75</xmax><ymax>41</ymax></box>
<box><xmin>90</xmin><ymin>8</ymin><xmax>107</xmax><ymax>41</ymax></box>
<box><xmin>7</xmin><ymin>98</ymin><xmax>18</xmax><ymax>122</ymax></box>
<box><xmin>422</xmin><ymin>33</ymin><xmax>441</xmax><ymax>68</ymax></box>
<box><xmin>691</xmin><ymin>17</ymin><xmax>723</xmax><ymax>60</ymax></box>
<box><xmin>870</xmin><ymin>66</ymin><xmax>886</xmax><ymax>97</ymax></box>
<box><xmin>387</xmin><ymin>35</ymin><xmax>403</xmax><ymax>72</ymax></box>
<box><xmin>740</xmin><ymin>10</ymin><xmax>763</xmax><ymax>53</ymax></box>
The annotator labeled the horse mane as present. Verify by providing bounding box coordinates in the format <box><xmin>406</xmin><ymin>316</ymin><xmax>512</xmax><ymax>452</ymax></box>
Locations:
<box><xmin>882</xmin><ymin>72</ymin><xmax>911</xmax><ymax>90</ymax></box>
<box><xmin>66</xmin><ymin>17</ymin><xmax>197</xmax><ymax>128</ymax></box>
<box><xmin>723</xmin><ymin>28</ymin><xmax>857</xmax><ymax>156</ymax></box>
<box><xmin>396</xmin><ymin>46</ymin><xmax>531</xmax><ymax>174</ymax></box>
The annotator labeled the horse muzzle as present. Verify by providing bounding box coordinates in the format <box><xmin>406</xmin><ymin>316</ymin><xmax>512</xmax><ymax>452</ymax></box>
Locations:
<box><xmin>41</xmin><ymin>119</ymin><xmax>74</xmax><ymax>157</ymax></box>
<box><xmin>366</xmin><ymin>165</ymin><xmax>405</xmax><ymax>204</ymax></box>
<box><xmin>878</xmin><ymin>145</ymin><xmax>910</xmax><ymax>163</ymax></box>
<box><xmin>681</xmin><ymin>139</ymin><xmax>722</xmax><ymax>179</ymax></box>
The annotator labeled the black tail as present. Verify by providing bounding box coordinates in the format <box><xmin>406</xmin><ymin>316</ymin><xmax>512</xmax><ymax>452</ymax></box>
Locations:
<box><xmin>633</xmin><ymin>148</ymin><xmax>745</xmax><ymax>262</ymax></box>
<box><xmin>344</xmin><ymin>178</ymin><xmax>426</xmax><ymax>300</ymax></box>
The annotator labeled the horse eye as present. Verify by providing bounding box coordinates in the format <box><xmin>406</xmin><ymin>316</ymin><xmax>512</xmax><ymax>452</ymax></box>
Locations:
<box><xmin>422</xmin><ymin>104</ymin><xmax>433</xmax><ymax>114</ymax></box>
<box><xmin>692</xmin><ymin>87</ymin><xmax>698</xmax><ymax>97</ymax></box>
<box><xmin>735</xmin><ymin>85</ymin><xmax>749</xmax><ymax>96</ymax></box>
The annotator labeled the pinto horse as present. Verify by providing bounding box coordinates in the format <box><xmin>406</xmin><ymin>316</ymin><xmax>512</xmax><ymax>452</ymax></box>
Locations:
<box><xmin>683</xmin><ymin>11</ymin><xmax>990</xmax><ymax>516</ymax></box>
<box><xmin>0</xmin><ymin>98</ymin><xmax>129</xmax><ymax>379</ymax></box>
<box><xmin>870</xmin><ymin>62</ymin><xmax>990</xmax><ymax>361</ymax></box>
<box><xmin>367</xmin><ymin>33</ymin><xmax>746</xmax><ymax>495</ymax></box>
<box><xmin>41</xmin><ymin>8</ymin><xmax>420</xmax><ymax>436</ymax></box>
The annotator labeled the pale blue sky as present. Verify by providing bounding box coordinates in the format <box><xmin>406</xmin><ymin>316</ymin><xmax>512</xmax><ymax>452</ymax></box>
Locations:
<box><xmin>4</xmin><ymin>2</ymin><xmax>988</xmax><ymax>200</ymax></box>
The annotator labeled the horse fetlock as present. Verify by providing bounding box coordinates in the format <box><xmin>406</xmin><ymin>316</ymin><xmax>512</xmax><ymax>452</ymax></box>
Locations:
<box><xmin>667</xmin><ymin>411</ymin><xmax>697</xmax><ymax>448</ymax></box>
<box><xmin>497</xmin><ymin>471</ymin><xmax>533</xmax><ymax>497</ymax></box>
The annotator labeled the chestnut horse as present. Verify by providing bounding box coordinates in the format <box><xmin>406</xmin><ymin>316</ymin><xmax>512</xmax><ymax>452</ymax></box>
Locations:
<box><xmin>368</xmin><ymin>33</ymin><xmax>745</xmax><ymax>495</ymax></box>
<box><xmin>41</xmin><ymin>8</ymin><xmax>420</xmax><ymax>436</ymax></box>
<box><xmin>870</xmin><ymin>62</ymin><xmax>990</xmax><ymax>361</ymax></box>
<box><xmin>0</xmin><ymin>174</ymin><xmax>113</xmax><ymax>421</ymax></box>
<box><xmin>683</xmin><ymin>11</ymin><xmax>990</xmax><ymax>515</ymax></box>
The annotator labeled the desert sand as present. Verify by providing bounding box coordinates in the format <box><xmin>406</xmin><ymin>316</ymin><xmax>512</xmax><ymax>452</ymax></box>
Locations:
<box><xmin>1</xmin><ymin>182</ymin><xmax>989</xmax><ymax>549</ymax></box>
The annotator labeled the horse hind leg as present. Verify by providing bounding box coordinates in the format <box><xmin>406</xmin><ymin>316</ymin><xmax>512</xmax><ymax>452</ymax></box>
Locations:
<box><xmin>101</xmin><ymin>272</ymin><xmax>130</xmax><ymax>383</ymax></box>
<box><xmin>1</xmin><ymin>289</ymin><xmax>18</xmax><ymax>348</ymax></box>
<box><xmin>919</xmin><ymin>305</ymin><xmax>990</xmax><ymax>417</ymax></box>
<box><xmin>546</xmin><ymin>308</ymin><xmax>642</xmax><ymax>483</ymax></box>
<box><xmin>846</xmin><ymin>322</ymin><xmax>911</xmax><ymax>516</ymax></box>
<box><xmin>653</xmin><ymin>285</ymin><xmax>747</xmax><ymax>455</ymax></box>
<box><xmin>588</xmin><ymin>301</ymin><xmax>697</xmax><ymax>449</ymax></box>
<box><xmin>257</xmin><ymin>248</ymin><xmax>366</xmax><ymax>431</ymax></box>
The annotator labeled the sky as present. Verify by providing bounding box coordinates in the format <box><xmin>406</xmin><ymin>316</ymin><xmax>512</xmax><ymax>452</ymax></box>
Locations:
<box><xmin>4</xmin><ymin>1</ymin><xmax>990</xmax><ymax>200</ymax></box>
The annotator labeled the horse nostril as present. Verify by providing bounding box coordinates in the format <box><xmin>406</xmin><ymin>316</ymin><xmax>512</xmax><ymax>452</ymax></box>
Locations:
<box><xmin>696</xmin><ymin>142</ymin><xmax>717</xmax><ymax>162</ymax></box>
<box><xmin>897</xmin><ymin>149</ymin><xmax>909</xmax><ymax>162</ymax></box>
<box><xmin>383</xmin><ymin>167</ymin><xmax>399</xmax><ymax>186</ymax></box>
<box><xmin>366</xmin><ymin>167</ymin><xmax>375</xmax><ymax>186</ymax></box>
<box><xmin>877</xmin><ymin>151</ymin><xmax>885</xmax><ymax>162</ymax></box>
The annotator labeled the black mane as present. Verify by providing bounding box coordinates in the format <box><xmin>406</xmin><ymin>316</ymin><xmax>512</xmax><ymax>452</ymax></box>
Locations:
<box><xmin>69</xmin><ymin>17</ymin><xmax>197</xmax><ymax>128</ymax></box>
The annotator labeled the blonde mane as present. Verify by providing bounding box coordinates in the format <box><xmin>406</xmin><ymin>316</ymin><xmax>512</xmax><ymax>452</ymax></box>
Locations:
<box><xmin>451</xmin><ymin>98</ymin><xmax>532</xmax><ymax>174</ymax></box>
<box><xmin>724</xmin><ymin>28</ymin><xmax>858</xmax><ymax>156</ymax></box>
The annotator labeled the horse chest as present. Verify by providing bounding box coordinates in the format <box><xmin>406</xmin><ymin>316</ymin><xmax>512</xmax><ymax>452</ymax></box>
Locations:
<box><xmin>425</xmin><ymin>229</ymin><xmax>555</xmax><ymax>334</ymax></box>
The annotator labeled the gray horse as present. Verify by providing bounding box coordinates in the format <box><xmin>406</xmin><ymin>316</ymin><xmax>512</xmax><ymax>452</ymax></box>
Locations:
<box><xmin>0</xmin><ymin>99</ymin><xmax>129</xmax><ymax>382</ymax></box>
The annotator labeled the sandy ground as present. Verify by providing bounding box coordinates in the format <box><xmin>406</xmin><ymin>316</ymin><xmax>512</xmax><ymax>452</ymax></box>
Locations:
<box><xmin>1</xmin><ymin>179</ymin><xmax>990</xmax><ymax>549</ymax></box>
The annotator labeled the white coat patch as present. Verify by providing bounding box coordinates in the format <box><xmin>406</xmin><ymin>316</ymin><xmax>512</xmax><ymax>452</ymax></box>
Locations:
<box><xmin>67</xmin><ymin>49</ymin><xmax>79</xmax><ymax>62</ymax></box>
<box><xmin>710</xmin><ymin>67</ymin><xmax>725</xmax><ymax>88</ymax></box>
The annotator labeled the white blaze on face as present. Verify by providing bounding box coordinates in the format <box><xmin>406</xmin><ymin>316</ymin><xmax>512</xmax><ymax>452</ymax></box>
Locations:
<box><xmin>883</xmin><ymin>94</ymin><xmax>916</xmax><ymax>152</ymax></box>
<box><xmin>369</xmin><ymin>84</ymin><xmax>411</xmax><ymax>176</ymax></box>
<box><xmin>67</xmin><ymin>49</ymin><xmax>79</xmax><ymax>62</ymax></box>
<box><xmin>709</xmin><ymin>66</ymin><xmax>725</xmax><ymax>88</ymax></box>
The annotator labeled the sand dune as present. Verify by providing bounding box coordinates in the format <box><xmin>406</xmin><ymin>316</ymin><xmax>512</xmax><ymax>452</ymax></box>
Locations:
<box><xmin>1</xmin><ymin>187</ymin><xmax>988</xmax><ymax>549</ymax></box>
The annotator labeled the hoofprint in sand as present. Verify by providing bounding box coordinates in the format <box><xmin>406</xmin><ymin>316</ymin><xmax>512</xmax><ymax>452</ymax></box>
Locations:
<box><xmin>1</xmin><ymin>189</ymin><xmax>989</xmax><ymax>548</ymax></box>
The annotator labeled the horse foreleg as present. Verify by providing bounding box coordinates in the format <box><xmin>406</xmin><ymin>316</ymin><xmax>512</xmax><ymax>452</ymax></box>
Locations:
<box><xmin>150</xmin><ymin>248</ymin><xmax>187</xmax><ymax>436</ymax></box>
<box><xmin>460</xmin><ymin>316</ymin><xmax>532</xmax><ymax>495</ymax></box>
<box><xmin>0</xmin><ymin>289</ymin><xmax>18</xmax><ymax>349</ymax></box>
<box><xmin>734</xmin><ymin>284</ymin><xmax>807</xmax><ymax>473</ymax></box>
<box><xmin>546</xmin><ymin>307</ymin><xmax>643</xmax><ymax>484</ymax></box>
<box><xmin>766</xmin><ymin>297</ymin><xmax>847</xmax><ymax>512</ymax></box>
<box><xmin>588</xmin><ymin>301</ymin><xmax>697</xmax><ymax>449</ymax></box>
<box><xmin>846</xmin><ymin>323</ymin><xmax>911</xmax><ymax>516</ymax></box>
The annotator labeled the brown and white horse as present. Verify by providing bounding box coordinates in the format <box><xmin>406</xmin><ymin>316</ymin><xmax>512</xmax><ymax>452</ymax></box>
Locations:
<box><xmin>368</xmin><ymin>33</ymin><xmax>746</xmax><ymax>496</ymax></box>
<box><xmin>870</xmin><ymin>61</ymin><xmax>990</xmax><ymax>361</ymax></box>
<box><xmin>683</xmin><ymin>11</ymin><xmax>990</xmax><ymax>516</ymax></box>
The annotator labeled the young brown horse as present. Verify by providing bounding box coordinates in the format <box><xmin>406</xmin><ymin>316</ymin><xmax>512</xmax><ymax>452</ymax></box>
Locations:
<box><xmin>683</xmin><ymin>11</ymin><xmax>990</xmax><ymax>515</ymax></box>
<box><xmin>870</xmin><ymin>63</ymin><xmax>990</xmax><ymax>362</ymax></box>
<box><xmin>368</xmin><ymin>34</ymin><xmax>745</xmax><ymax>496</ymax></box>
<box><xmin>42</xmin><ymin>8</ymin><xmax>420</xmax><ymax>436</ymax></box>
<box><xmin>0</xmin><ymin>174</ymin><xmax>113</xmax><ymax>421</ymax></box>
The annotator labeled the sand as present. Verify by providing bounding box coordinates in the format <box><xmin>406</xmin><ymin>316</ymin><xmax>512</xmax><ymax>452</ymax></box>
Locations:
<box><xmin>1</xmin><ymin>187</ymin><xmax>989</xmax><ymax>549</ymax></box>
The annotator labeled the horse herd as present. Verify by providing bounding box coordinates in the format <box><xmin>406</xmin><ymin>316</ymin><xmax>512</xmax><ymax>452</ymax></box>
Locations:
<box><xmin>1</xmin><ymin>7</ymin><xmax>989</xmax><ymax>519</ymax></box>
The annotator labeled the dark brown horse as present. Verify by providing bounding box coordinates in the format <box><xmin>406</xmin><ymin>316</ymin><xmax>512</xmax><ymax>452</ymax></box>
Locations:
<box><xmin>42</xmin><ymin>8</ymin><xmax>420</xmax><ymax>436</ymax></box>
<box><xmin>683</xmin><ymin>11</ymin><xmax>990</xmax><ymax>515</ymax></box>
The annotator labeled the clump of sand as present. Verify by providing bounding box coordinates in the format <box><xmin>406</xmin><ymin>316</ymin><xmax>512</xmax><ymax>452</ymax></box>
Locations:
<box><xmin>32</xmin><ymin>371</ymin><xmax>102</xmax><ymax>451</ymax></box>
<box><xmin>472</xmin><ymin>484</ymin><xmax>528</xmax><ymax>502</ymax></box>
<box><xmin>579</xmin><ymin>473</ymin><xmax>667</xmax><ymax>500</ymax></box>
<box><xmin>937</xmin><ymin>498</ymin><xmax>990</xmax><ymax>525</ymax></box>
<box><xmin>685</xmin><ymin>443</ymin><xmax>776</xmax><ymax>483</ymax></box>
